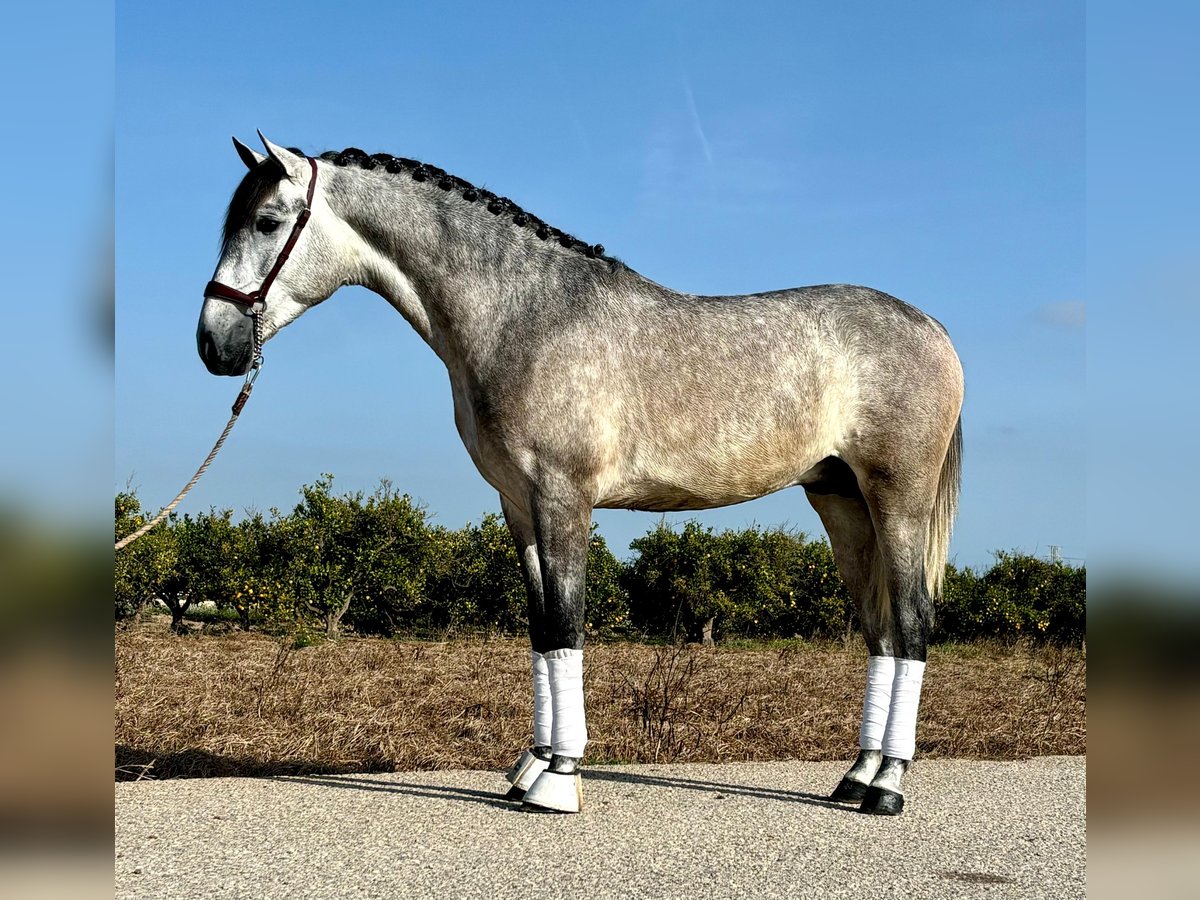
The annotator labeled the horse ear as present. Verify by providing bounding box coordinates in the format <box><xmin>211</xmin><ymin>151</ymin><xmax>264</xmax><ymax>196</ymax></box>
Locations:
<box><xmin>258</xmin><ymin>130</ymin><xmax>309</xmax><ymax>182</ymax></box>
<box><xmin>232</xmin><ymin>136</ymin><xmax>267</xmax><ymax>170</ymax></box>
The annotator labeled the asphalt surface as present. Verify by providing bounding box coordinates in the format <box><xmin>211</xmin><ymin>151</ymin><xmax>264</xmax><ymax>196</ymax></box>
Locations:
<box><xmin>115</xmin><ymin>756</ymin><xmax>1085</xmax><ymax>900</ymax></box>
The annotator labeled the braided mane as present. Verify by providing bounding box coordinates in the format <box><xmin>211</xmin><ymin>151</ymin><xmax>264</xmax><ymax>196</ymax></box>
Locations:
<box><xmin>317</xmin><ymin>147</ymin><xmax>609</xmax><ymax>261</ymax></box>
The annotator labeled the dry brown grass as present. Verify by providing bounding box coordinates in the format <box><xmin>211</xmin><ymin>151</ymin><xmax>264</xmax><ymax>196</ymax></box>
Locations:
<box><xmin>115</xmin><ymin>620</ymin><xmax>1085</xmax><ymax>780</ymax></box>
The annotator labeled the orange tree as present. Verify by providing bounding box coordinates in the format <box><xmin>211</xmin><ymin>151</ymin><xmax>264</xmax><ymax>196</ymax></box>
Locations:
<box><xmin>275</xmin><ymin>476</ymin><xmax>431</xmax><ymax>637</ymax></box>
<box><xmin>935</xmin><ymin>551</ymin><xmax>1086</xmax><ymax>645</ymax></box>
<box><xmin>585</xmin><ymin>527</ymin><xmax>630</xmax><ymax>637</ymax></box>
<box><xmin>422</xmin><ymin>517</ymin><xmax>630</xmax><ymax>637</ymax></box>
<box><xmin>719</xmin><ymin>527</ymin><xmax>851</xmax><ymax>639</ymax></box>
<box><xmin>625</xmin><ymin>520</ymin><xmax>733</xmax><ymax>642</ymax></box>
<box><xmin>624</xmin><ymin>521</ymin><xmax>851</xmax><ymax>643</ymax></box>
<box><xmin>114</xmin><ymin>492</ymin><xmax>175</xmax><ymax>622</ymax></box>
<box><xmin>424</xmin><ymin>513</ymin><xmax>526</xmax><ymax>633</ymax></box>
<box><xmin>114</xmin><ymin>498</ymin><xmax>245</xmax><ymax>632</ymax></box>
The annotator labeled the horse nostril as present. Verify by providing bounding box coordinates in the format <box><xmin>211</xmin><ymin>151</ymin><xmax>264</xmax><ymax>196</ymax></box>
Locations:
<box><xmin>199</xmin><ymin>331</ymin><xmax>223</xmax><ymax>370</ymax></box>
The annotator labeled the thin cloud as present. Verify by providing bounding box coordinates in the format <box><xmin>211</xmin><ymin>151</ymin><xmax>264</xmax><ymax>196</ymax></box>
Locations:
<box><xmin>683</xmin><ymin>77</ymin><xmax>714</xmax><ymax>165</ymax></box>
<box><xmin>1036</xmin><ymin>300</ymin><xmax>1085</xmax><ymax>328</ymax></box>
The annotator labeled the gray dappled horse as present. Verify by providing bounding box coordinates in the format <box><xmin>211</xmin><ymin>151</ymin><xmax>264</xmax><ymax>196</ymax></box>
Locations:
<box><xmin>198</xmin><ymin>135</ymin><xmax>964</xmax><ymax>816</ymax></box>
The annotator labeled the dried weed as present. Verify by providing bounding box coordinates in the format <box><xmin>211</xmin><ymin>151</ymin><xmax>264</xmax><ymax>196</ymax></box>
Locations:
<box><xmin>115</xmin><ymin>622</ymin><xmax>1084</xmax><ymax>780</ymax></box>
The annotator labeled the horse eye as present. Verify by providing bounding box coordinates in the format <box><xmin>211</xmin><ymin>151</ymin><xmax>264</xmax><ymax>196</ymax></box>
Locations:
<box><xmin>255</xmin><ymin>216</ymin><xmax>281</xmax><ymax>234</ymax></box>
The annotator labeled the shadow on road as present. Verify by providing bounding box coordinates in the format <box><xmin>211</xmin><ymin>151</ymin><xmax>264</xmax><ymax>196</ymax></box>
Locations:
<box><xmin>271</xmin><ymin>773</ymin><xmax>515</xmax><ymax>810</ymax></box>
<box><xmin>271</xmin><ymin>769</ymin><xmax>851</xmax><ymax>814</ymax></box>
<box><xmin>116</xmin><ymin>745</ymin><xmax>394</xmax><ymax>781</ymax></box>
<box><xmin>586</xmin><ymin>768</ymin><xmax>851</xmax><ymax>812</ymax></box>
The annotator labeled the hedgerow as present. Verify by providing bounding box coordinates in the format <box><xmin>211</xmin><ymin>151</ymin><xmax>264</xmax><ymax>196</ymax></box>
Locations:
<box><xmin>115</xmin><ymin>478</ymin><xmax>1084</xmax><ymax>645</ymax></box>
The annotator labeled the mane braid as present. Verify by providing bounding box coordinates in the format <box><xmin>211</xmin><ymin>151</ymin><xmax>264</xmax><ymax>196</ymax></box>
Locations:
<box><xmin>319</xmin><ymin>148</ymin><xmax>609</xmax><ymax>261</ymax></box>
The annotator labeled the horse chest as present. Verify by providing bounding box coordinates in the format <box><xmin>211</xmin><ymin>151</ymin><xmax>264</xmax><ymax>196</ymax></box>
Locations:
<box><xmin>449</xmin><ymin>382</ymin><xmax>530</xmax><ymax>493</ymax></box>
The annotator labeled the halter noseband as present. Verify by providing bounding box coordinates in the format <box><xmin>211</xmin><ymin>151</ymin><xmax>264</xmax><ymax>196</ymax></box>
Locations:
<box><xmin>204</xmin><ymin>156</ymin><xmax>319</xmax><ymax>309</ymax></box>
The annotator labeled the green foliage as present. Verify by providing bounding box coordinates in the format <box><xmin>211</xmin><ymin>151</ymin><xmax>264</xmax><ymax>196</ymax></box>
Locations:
<box><xmin>625</xmin><ymin>521</ymin><xmax>851</xmax><ymax>642</ymax></box>
<box><xmin>625</xmin><ymin>521</ymin><xmax>729</xmax><ymax>641</ymax></box>
<box><xmin>114</xmin><ymin>481</ymin><xmax>1086</xmax><ymax>645</ymax></box>
<box><xmin>935</xmin><ymin>551</ymin><xmax>1086</xmax><ymax>645</ymax></box>
<box><xmin>114</xmin><ymin>492</ymin><xmax>174</xmax><ymax>621</ymax></box>
<box><xmin>114</xmin><ymin>495</ymin><xmax>248</xmax><ymax>631</ymax></box>
<box><xmin>425</xmin><ymin>513</ymin><xmax>526</xmax><ymax>632</ymax></box>
<box><xmin>174</xmin><ymin>509</ymin><xmax>244</xmax><ymax>613</ymax></box>
<box><xmin>226</xmin><ymin>511</ymin><xmax>278</xmax><ymax>630</ymax></box>
<box><xmin>585</xmin><ymin>528</ymin><xmax>630</xmax><ymax>635</ymax></box>
<box><xmin>273</xmin><ymin>476</ymin><xmax>432</xmax><ymax>637</ymax></box>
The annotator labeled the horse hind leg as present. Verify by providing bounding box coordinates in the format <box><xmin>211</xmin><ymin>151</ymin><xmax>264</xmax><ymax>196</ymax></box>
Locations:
<box><xmin>804</xmin><ymin>476</ymin><xmax>895</xmax><ymax>805</ymax></box>
<box><xmin>853</xmin><ymin>470</ymin><xmax>942</xmax><ymax>816</ymax></box>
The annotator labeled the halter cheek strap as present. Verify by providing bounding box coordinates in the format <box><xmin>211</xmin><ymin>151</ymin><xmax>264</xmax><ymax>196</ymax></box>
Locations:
<box><xmin>204</xmin><ymin>156</ymin><xmax>319</xmax><ymax>307</ymax></box>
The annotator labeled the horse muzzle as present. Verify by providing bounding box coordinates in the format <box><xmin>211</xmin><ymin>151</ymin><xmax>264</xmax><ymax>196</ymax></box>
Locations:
<box><xmin>197</xmin><ymin>301</ymin><xmax>254</xmax><ymax>376</ymax></box>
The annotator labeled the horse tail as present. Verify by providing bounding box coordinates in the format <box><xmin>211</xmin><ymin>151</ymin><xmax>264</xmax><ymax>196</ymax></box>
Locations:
<box><xmin>924</xmin><ymin>414</ymin><xmax>962</xmax><ymax>603</ymax></box>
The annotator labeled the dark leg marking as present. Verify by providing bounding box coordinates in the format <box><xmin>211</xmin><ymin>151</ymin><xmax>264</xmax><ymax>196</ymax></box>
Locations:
<box><xmin>529</xmin><ymin>484</ymin><xmax>591</xmax><ymax>654</ymax></box>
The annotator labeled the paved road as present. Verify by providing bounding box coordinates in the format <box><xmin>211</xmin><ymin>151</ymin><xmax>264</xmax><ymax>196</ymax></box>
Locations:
<box><xmin>115</xmin><ymin>756</ymin><xmax>1084</xmax><ymax>900</ymax></box>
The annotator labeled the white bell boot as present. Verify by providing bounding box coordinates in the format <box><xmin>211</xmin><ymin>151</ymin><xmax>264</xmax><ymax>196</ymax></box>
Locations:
<box><xmin>504</xmin><ymin>746</ymin><xmax>552</xmax><ymax>799</ymax></box>
<box><xmin>522</xmin><ymin>757</ymin><xmax>583</xmax><ymax>813</ymax></box>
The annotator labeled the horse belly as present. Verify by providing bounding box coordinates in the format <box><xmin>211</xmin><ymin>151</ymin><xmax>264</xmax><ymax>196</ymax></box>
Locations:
<box><xmin>594</xmin><ymin>428</ymin><xmax>829</xmax><ymax>512</ymax></box>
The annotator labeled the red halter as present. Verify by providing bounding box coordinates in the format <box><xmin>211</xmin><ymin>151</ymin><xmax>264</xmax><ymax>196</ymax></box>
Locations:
<box><xmin>204</xmin><ymin>156</ymin><xmax>319</xmax><ymax>307</ymax></box>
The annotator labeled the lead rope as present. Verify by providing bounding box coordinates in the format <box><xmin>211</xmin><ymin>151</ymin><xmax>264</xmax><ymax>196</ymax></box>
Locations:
<box><xmin>115</xmin><ymin>310</ymin><xmax>265</xmax><ymax>551</ymax></box>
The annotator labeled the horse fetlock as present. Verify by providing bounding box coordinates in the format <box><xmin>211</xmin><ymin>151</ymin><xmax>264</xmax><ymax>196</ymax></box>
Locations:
<box><xmin>547</xmin><ymin>753</ymin><xmax>581</xmax><ymax>774</ymax></box>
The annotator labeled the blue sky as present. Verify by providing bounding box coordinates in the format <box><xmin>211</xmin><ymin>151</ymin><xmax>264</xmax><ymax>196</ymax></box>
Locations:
<box><xmin>115</xmin><ymin>1</ymin><xmax>1084</xmax><ymax>569</ymax></box>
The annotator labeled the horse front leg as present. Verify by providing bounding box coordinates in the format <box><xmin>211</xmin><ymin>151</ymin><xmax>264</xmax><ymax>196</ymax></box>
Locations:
<box><xmin>499</xmin><ymin>496</ymin><xmax>554</xmax><ymax>800</ymax></box>
<box><xmin>518</xmin><ymin>482</ymin><xmax>591</xmax><ymax>814</ymax></box>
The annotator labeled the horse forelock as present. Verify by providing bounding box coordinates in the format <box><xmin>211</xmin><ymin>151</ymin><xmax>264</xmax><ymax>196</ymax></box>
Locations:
<box><xmin>221</xmin><ymin>159</ymin><xmax>287</xmax><ymax>253</ymax></box>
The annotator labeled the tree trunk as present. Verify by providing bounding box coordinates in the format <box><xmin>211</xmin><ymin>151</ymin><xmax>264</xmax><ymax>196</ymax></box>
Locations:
<box><xmin>702</xmin><ymin>616</ymin><xmax>715</xmax><ymax>647</ymax></box>
<box><xmin>325</xmin><ymin>593</ymin><xmax>353</xmax><ymax>638</ymax></box>
<box><xmin>167</xmin><ymin>597</ymin><xmax>191</xmax><ymax>634</ymax></box>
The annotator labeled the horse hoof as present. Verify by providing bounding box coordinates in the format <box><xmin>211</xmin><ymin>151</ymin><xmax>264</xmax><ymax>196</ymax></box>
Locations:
<box><xmin>504</xmin><ymin>749</ymin><xmax>550</xmax><ymax>798</ymax></box>
<box><xmin>521</xmin><ymin>771</ymin><xmax>583</xmax><ymax>814</ymax></box>
<box><xmin>830</xmin><ymin>777</ymin><xmax>869</xmax><ymax>803</ymax></box>
<box><xmin>859</xmin><ymin>786</ymin><xmax>905</xmax><ymax>816</ymax></box>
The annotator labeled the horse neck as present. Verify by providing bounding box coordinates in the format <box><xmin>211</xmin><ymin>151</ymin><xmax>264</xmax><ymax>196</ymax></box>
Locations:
<box><xmin>328</xmin><ymin>168</ymin><xmax>612</xmax><ymax>377</ymax></box>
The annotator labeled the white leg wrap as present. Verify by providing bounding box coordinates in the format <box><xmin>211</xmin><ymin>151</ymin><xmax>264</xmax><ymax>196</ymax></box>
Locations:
<box><xmin>881</xmin><ymin>659</ymin><xmax>926</xmax><ymax>761</ymax></box>
<box><xmin>545</xmin><ymin>648</ymin><xmax>587</xmax><ymax>758</ymax></box>
<box><xmin>859</xmin><ymin>655</ymin><xmax>896</xmax><ymax>751</ymax></box>
<box><xmin>531</xmin><ymin>651</ymin><xmax>552</xmax><ymax>747</ymax></box>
